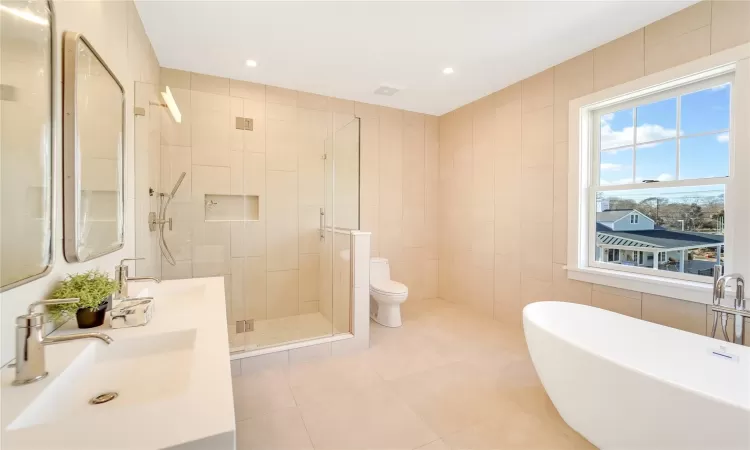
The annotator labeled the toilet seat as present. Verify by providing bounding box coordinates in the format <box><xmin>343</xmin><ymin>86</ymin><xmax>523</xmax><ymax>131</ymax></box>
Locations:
<box><xmin>370</xmin><ymin>279</ymin><xmax>408</xmax><ymax>295</ymax></box>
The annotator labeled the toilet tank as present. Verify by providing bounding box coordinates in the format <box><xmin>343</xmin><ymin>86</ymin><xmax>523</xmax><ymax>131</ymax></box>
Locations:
<box><xmin>370</xmin><ymin>257</ymin><xmax>391</xmax><ymax>282</ymax></box>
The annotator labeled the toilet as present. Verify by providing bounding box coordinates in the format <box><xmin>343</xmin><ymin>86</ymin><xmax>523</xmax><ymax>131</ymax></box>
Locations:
<box><xmin>369</xmin><ymin>257</ymin><xmax>409</xmax><ymax>327</ymax></box>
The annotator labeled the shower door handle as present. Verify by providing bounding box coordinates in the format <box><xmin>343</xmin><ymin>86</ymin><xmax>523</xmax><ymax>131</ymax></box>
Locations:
<box><xmin>319</xmin><ymin>208</ymin><xmax>325</xmax><ymax>241</ymax></box>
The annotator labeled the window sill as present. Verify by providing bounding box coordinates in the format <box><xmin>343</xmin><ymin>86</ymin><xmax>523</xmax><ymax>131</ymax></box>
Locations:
<box><xmin>566</xmin><ymin>265</ymin><xmax>714</xmax><ymax>305</ymax></box>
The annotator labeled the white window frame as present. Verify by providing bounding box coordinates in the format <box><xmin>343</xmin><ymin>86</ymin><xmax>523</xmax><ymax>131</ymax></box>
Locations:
<box><xmin>567</xmin><ymin>44</ymin><xmax>750</xmax><ymax>305</ymax></box>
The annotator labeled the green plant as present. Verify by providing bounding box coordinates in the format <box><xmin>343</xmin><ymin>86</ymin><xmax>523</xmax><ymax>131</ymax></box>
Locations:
<box><xmin>47</xmin><ymin>270</ymin><xmax>119</xmax><ymax>321</ymax></box>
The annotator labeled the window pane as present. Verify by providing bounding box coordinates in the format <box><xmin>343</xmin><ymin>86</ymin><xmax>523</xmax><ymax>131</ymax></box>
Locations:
<box><xmin>595</xmin><ymin>185</ymin><xmax>725</xmax><ymax>279</ymax></box>
<box><xmin>635</xmin><ymin>141</ymin><xmax>676</xmax><ymax>183</ymax></box>
<box><xmin>600</xmin><ymin>148</ymin><xmax>633</xmax><ymax>186</ymax></box>
<box><xmin>680</xmin><ymin>83</ymin><xmax>731</xmax><ymax>136</ymax></box>
<box><xmin>636</xmin><ymin>97</ymin><xmax>677</xmax><ymax>144</ymax></box>
<box><xmin>601</xmin><ymin>108</ymin><xmax>634</xmax><ymax>150</ymax></box>
<box><xmin>679</xmin><ymin>133</ymin><xmax>729</xmax><ymax>179</ymax></box>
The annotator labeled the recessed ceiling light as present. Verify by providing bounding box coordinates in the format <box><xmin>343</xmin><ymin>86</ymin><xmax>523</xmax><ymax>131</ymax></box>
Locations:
<box><xmin>245</xmin><ymin>59</ymin><xmax>257</xmax><ymax>68</ymax></box>
<box><xmin>443</xmin><ymin>67</ymin><xmax>454</xmax><ymax>75</ymax></box>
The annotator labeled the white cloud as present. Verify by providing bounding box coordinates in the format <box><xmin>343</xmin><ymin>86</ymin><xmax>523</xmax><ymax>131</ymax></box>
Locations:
<box><xmin>656</xmin><ymin>173</ymin><xmax>674</xmax><ymax>182</ymax></box>
<box><xmin>600</xmin><ymin>115</ymin><xmax>676</xmax><ymax>149</ymax></box>
<box><xmin>716</xmin><ymin>133</ymin><xmax>729</xmax><ymax>143</ymax></box>
<box><xmin>711</xmin><ymin>83</ymin><xmax>730</xmax><ymax>91</ymax></box>
<box><xmin>600</xmin><ymin>163</ymin><xmax>623</xmax><ymax>171</ymax></box>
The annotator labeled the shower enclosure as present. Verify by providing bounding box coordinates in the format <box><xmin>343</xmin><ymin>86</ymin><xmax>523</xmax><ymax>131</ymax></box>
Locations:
<box><xmin>134</xmin><ymin>79</ymin><xmax>360</xmax><ymax>354</ymax></box>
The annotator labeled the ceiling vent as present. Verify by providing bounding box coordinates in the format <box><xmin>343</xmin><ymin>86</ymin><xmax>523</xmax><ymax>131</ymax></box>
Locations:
<box><xmin>374</xmin><ymin>85</ymin><xmax>399</xmax><ymax>96</ymax></box>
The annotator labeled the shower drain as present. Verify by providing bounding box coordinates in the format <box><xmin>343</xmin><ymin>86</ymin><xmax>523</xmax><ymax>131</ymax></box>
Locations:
<box><xmin>89</xmin><ymin>392</ymin><xmax>118</xmax><ymax>405</ymax></box>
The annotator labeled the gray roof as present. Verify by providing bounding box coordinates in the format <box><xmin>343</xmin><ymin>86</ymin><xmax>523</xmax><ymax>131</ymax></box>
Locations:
<box><xmin>595</xmin><ymin>209</ymin><xmax>636</xmax><ymax>223</ymax></box>
<box><xmin>597</xmin><ymin>229</ymin><xmax>724</xmax><ymax>249</ymax></box>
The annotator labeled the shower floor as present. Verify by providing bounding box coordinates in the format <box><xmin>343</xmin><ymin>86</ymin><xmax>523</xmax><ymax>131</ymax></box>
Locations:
<box><xmin>228</xmin><ymin>312</ymin><xmax>340</xmax><ymax>353</ymax></box>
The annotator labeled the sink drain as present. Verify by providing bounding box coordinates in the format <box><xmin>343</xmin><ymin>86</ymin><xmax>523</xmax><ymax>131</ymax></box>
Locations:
<box><xmin>89</xmin><ymin>392</ymin><xmax>118</xmax><ymax>405</ymax></box>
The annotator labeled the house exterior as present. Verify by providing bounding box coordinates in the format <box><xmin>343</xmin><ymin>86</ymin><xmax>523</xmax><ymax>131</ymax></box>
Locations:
<box><xmin>595</xmin><ymin>209</ymin><xmax>724</xmax><ymax>276</ymax></box>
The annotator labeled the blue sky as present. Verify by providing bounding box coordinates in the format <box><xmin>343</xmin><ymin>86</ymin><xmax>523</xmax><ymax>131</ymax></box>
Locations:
<box><xmin>599</xmin><ymin>82</ymin><xmax>730</xmax><ymax>186</ymax></box>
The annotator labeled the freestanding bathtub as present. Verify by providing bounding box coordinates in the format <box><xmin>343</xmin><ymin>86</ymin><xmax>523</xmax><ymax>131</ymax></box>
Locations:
<box><xmin>523</xmin><ymin>301</ymin><xmax>750</xmax><ymax>450</ymax></box>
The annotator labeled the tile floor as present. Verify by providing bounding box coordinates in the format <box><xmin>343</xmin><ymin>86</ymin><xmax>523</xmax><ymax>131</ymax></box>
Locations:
<box><xmin>231</xmin><ymin>297</ymin><xmax>596</xmax><ymax>449</ymax></box>
<box><xmin>229</xmin><ymin>312</ymin><xmax>338</xmax><ymax>353</ymax></box>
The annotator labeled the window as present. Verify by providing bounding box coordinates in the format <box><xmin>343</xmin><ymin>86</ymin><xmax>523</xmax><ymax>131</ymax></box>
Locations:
<box><xmin>567</xmin><ymin>48</ymin><xmax>750</xmax><ymax>303</ymax></box>
<box><xmin>591</xmin><ymin>75</ymin><xmax>731</xmax><ymax>284</ymax></box>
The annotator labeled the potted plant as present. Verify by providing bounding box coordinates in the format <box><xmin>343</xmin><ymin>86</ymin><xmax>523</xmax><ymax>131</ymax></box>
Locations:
<box><xmin>48</xmin><ymin>270</ymin><xmax>120</xmax><ymax>329</ymax></box>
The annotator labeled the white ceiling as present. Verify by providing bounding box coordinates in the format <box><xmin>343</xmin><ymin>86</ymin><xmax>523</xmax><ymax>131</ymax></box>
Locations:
<box><xmin>135</xmin><ymin>1</ymin><xmax>696</xmax><ymax>116</ymax></box>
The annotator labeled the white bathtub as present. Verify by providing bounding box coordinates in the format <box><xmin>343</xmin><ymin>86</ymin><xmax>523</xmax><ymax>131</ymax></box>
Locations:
<box><xmin>523</xmin><ymin>301</ymin><xmax>750</xmax><ymax>450</ymax></box>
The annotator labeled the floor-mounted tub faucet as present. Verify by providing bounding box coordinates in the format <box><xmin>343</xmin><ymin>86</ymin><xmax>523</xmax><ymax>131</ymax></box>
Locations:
<box><xmin>711</xmin><ymin>266</ymin><xmax>747</xmax><ymax>345</ymax></box>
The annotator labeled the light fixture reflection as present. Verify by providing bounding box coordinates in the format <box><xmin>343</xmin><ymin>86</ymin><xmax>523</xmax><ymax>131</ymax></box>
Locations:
<box><xmin>0</xmin><ymin>4</ymin><xmax>49</xmax><ymax>26</ymax></box>
<box><xmin>161</xmin><ymin>86</ymin><xmax>181</xmax><ymax>123</ymax></box>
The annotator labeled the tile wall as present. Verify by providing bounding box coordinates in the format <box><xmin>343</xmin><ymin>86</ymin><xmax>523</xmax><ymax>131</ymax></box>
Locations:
<box><xmin>136</xmin><ymin>70</ymin><xmax>439</xmax><ymax>330</ymax></box>
<box><xmin>437</xmin><ymin>0</ymin><xmax>750</xmax><ymax>343</ymax></box>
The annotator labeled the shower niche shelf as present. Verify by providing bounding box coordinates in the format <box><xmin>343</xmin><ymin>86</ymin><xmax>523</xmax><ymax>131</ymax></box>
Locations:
<box><xmin>204</xmin><ymin>194</ymin><xmax>259</xmax><ymax>222</ymax></box>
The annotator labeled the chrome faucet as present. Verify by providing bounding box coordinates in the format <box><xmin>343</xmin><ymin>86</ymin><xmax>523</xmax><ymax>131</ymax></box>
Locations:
<box><xmin>13</xmin><ymin>298</ymin><xmax>113</xmax><ymax>385</ymax></box>
<box><xmin>114</xmin><ymin>258</ymin><xmax>161</xmax><ymax>301</ymax></box>
<box><xmin>711</xmin><ymin>267</ymin><xmax>747</xmax><ymax>345</ymax></box>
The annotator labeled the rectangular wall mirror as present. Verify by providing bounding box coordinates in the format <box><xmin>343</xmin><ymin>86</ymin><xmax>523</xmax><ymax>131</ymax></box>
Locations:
<box><xmin>0</xmin><ymin>0</ymin><xmax>55</xmax><ymax>291</ymax></box>
<box><xmin>63</xmin><ymin>31</ymin><xmax>124</xmax><ymax>262</ymax></box>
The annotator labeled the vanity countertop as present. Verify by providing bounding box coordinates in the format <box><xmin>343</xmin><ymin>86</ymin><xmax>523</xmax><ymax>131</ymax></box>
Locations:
<box><xmin>1</xmin><ymin>277</ymin><xmax>235</xmax><ymax>450</ymax></box>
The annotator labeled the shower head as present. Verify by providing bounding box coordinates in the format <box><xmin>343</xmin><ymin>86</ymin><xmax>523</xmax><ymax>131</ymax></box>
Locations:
<box><xmin>169</xmin><ymin>172</ymin><xmax>187</xmax><ymax>198</ymax></box>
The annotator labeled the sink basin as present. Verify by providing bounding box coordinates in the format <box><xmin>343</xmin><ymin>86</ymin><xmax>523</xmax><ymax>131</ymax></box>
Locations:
<box><xmin>8</xmin><ymin>329</ymin><xmax>196</xmax><ymax>431</ymax></box>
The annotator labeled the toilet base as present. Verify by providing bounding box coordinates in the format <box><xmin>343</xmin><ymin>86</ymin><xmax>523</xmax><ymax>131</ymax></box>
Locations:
<box><xmin>371</xmin><ymin>301</ymin><xmax>402</xmax><ymax>328</ymax></box>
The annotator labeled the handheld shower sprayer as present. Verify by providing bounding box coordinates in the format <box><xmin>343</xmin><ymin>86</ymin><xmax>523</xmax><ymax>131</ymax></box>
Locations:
<box><xmin>169</xmin><ymin>172</ymin><xmax>186</xmax><ymax>198</ymax></box>
<box><xmin>150</xmin><ymin>172</ymin><xmax>187</xmax><ymax>266</ymax></box>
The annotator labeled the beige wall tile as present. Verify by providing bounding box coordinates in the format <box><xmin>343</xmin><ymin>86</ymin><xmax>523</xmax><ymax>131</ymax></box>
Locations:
<box><xmin>192</xmin><ymin>221</ymin><xmax>231</xmax><ymax>277</ymax></box>
<box><xmin>423</xmin><ymin>259</ymin><xmax>439</xmax><ymax>299</ymax></box>
<box><xmin>329</xmin><ymin>97</ymin><xmax>355</xmax><ymax>115</ymax></box>
<box><xmin>267</xmin><ymin>270</ymin><xmax>300</xmax><ymax>319</ymax></box>
<box><xmin>522</xmin><ymin>68</ymin><xmax>553</xmax><ymax>113</ymax></box>
<box><xmin>299</xmin><ymin>253</ymin><xmax>320</xmax><ymax>303</ymax></box>
<box><xmin>647</xmin><ymin>1</ymin><xmax>710</xmax><ymax>44</ymax></box>
<box><xmin>266</xmin><ymin>86</ymin><xmax>298</xmax><ymax>106</ymax></box>
<box><xmin>192</xmin><ymin>165</ymin><xmax>230</xmax><ymax>196</ymax></box>
<box><xmin>592</xmin><ymin>283</ymin><xmax>643</xmax><ymax>300</ymax></box>
<box><xmin>191</xmin><ymin>91</ymin><xmax>231</xmax><ymax>167</ymax></box>
<box><xmin>554</xmin><ymin>51</ymin><xmax>594</xmax><ymax>105</ymax></box>
<box><xmin>521</xmin><ymin>106</ymin><xmax>553</xmax><ymax>168</ymax></box>
<box><xmin>645</xmin><ymin>26</ymin><xmax>710</xmax><ymax>74</ymax></box>
<box><xmin>190</xmin><ymin>72</ymin><xmax>229</xmax><ymax>96</ymax></box>
<box><xmin>161</xmin><ymin>67</ymin><xmax>190</xmax><ymax>90</ymax></box>
<box><xmin>521</xmin><ymin>275</ymin><xmax>552</xmax><ymax>307</ymax></box>
<box><xmin>267</xmin><ymin>170</ymin><xmax>299</xmax><ymax>271</ymax></box>
<box><xmin>551</xmin><ymin>263</ymin><xmax>592</xmax><ymax>305</ymax></box>
<box><xmin>468</xmin><ymin>268</ymin><xmax>495</xmax><ymax>316</ymax></box>
<box><xmin>520</xmin><ymin>165</ymin><xmax>553</xmax><ymax>223</ymax></box>
<box><xmin>642</xmin><ymin>293</ymin><xmax>707</xmax><ymax>335</ymax></box>
<box><xmin>297</xmin><ymin>92</ymin><xmax>329</xmax><ymax>111</ymax></box>
<box><xmin>494</xmin><ymin>255</ymin><xmax>522</xmax><ymax>324</ymax></box>
<box><xmin>245</xmin><ymin>256</ymin><xmax>267</xmax><ymax>319</ymax></box>
<box><xmin>592</xmin><ymin>289</ymin><xmax>642</xmax><ymax>318</ymax></box>
<box><xmin>593</xmin><ymin>30</ymin><xmax>645</xmax><ymax>90</ymax></box>
<box><xmin>552</xmin><ymin>198</ymin><xmax>567</xmax><ymax>265</ymax></box>
<box><xmin>354</xmin><ymin>101</ymin><xmax>380</xmax><ymax>118</ymax></box>
<box><xmin>229</xmin><ymin>79</ymin><xmax>265</xmax><ymax>102</ymax></box>
<box><xmin>711</xmin><ymin>0</ymin><xmax>750</xmax><ymax>53</ymax></box>
<box><xmin>520</xmin><ymin>220</ymin><xmax>553</xmax><ymax>283</ymax></box>
<box><xmin>243</xmin><ymin>99</ymin><xmax>266</xmax><ymax>153</ymax></box>
<box><xmin>266</xmin><ymin>106</ymin><xmax>297</xmax><ymax>172</ymax></box>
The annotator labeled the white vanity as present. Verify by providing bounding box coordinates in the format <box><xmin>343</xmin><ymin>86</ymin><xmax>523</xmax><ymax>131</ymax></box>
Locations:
<box><xmin>1</xmin><ymin>277</ymin><xmax>235</xmax><ymax>450</ymax></box>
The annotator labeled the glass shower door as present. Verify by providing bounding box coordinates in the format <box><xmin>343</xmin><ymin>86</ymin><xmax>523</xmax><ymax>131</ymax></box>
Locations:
<box><xmin>324</xmin><ymin>116</ymin><xmax>360</xmax><ymax>335</ymax></box>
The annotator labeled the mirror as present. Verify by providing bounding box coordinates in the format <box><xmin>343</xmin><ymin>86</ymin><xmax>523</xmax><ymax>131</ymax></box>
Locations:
<box><xmin>63</xmin><ymin>32</ymin><xmax>124</xmax><ymax>262</ymax></box>
<box><xmin>0</xmin><ymin>0</ymin><xmax>55</xmax><ymax>291</ymax></box>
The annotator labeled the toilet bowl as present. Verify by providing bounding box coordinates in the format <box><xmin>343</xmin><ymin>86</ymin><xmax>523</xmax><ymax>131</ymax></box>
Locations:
<box><xmin>369</xmin><ymin>257</ymin><xmax>408</xmax><ymax>327</ymax></box>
